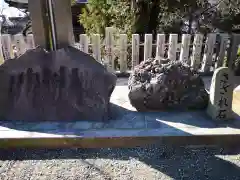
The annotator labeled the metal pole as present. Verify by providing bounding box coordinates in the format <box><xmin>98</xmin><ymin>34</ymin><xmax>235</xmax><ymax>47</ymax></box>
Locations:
<box><xmin>47</xmin><ymin>0</ymin><xmax>57</xmax><ymax>51</ymax></box>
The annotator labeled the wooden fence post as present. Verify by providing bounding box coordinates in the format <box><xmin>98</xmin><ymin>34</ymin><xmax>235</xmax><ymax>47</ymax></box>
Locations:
<box><xmin>119</xmin><ymin>34</ymin><xmax>128</xmax><ymax>73</ymax></box>
<box><xmin>168</xmin><ymin>34</ymin><xmax>178</xmax><ymax>61</ymax></box>
<box><xmin>201</xmin><ymin>33</ymin><xmax>216</xmax><ymax>72</ymax></box>
<box><xmin>0</xmin><ymin>35</ymin><xmax>4</xmax><ymax>63</ymax></box>
<box><xmin>1</xmin><ymin>34</ymin><xmax>14</xmax><ymax>60</ymax></box>
<box><xmin>79</xmin><ymin>34</ymin><xmax>88</xmax><ymax>53</ymax></box>
<box><xmin>92</xmin><ymin>34</ymin><xmax>101</xmax><ymax>62</ymax></box>
<box><xmin>191</xmin><ymin>34</ymin><xmax>204</xmax><ymax>70</ymax></box>
<box><xmin>14</xmin><ymin>34</ymin><xmax>27</xmax><ymax>57</ymax></box>
<box><xmin>105</xmin><ymin>27</ymin><xmax>115</xmax><ymax>71</ymax></box>
<box><xmin>132</xmin><ymin>34</ymin><xmax>140</xmax><ymax>69</ymax></box>
<box><xmin>156</xmin><ymin>34</ymin><xmax>165</xmax><ymax>60</ymax></box>
<box><xmin>180</xmin><ymin>34</ymin><xmax>191</xmax><ymax>64</ymax></box>
<box><xmin>226</xmin><ymin>33</ymin><xmax>240</xmax><ymax>71</ymax></box>
<box><xmin>144</xmin><ymin>34</ymin><xmax>152</xmax><ymax>61</ymax></box>
<box><xmin>215</xmin><ymin>34</ymin><xmax>228</xmax><ymax>68</ymax></box>
<box><xmin>26</xmin><ymin>34</ymin><xmax>35</xmax><ymax>49</ymax></box>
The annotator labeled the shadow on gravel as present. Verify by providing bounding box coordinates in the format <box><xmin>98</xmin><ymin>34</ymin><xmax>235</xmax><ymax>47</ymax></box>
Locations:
<box><xmin>0</xmin><ymin>146</ymin><xmax>239</xmax><ymax>179</ymax></box>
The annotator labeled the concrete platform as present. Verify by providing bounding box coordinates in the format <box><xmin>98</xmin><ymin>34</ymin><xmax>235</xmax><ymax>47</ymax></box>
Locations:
<box><xmin>0</xmin><ymin>77</ymin><xmax>240</xmax><ymax>148</ymax></box>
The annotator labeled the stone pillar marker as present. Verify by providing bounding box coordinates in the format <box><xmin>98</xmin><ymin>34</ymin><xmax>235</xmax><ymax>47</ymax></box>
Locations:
<box><xmin>207</xmin><ymin>67</ymin><xmax>234</xmax><ymax>121</ymax></box>
<box><xmin>28</xmin><ymin>0</ymin><xmax>74</xmax><ymax>50</ymax></box>
<box><xmin>52</xmin><ymin>0</ymin><xmax>75</xmax><ymax>48</ymax></box>
<box><xmin>29</xmin><ymin>0</ymin><xmax>51</xmax><ymax>49</ymax></box>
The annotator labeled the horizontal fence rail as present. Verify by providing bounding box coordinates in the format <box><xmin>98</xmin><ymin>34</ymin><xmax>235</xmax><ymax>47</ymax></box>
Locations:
<box><xmin>1</xmin><ymin>27</ymin><xmax>239</xmax><ymax>75</ymax></box>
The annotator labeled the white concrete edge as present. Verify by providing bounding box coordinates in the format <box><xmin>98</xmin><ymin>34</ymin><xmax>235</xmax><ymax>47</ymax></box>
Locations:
<box><xmin>1</xmin><ymin>128</ymin><xmax>240</xmax><ymax>139</ymax></box>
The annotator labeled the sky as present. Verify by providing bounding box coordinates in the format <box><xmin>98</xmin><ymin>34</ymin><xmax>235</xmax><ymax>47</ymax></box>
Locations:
<box><xmin>0</xmin><ymin>0</ymin><xmax>25</xmax><ymax>17</ymax></box>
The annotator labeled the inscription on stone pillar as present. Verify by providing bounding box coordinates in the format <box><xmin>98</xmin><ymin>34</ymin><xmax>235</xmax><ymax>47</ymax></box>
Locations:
<box><xmin>207</xmin><ymin>67</ymin><xmax>234</xmax><ymax>121</ymax></box>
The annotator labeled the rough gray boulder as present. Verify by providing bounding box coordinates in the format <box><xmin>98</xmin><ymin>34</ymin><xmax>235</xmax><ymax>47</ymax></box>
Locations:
<box><xmin>128</xmin><ymin>58</ymin><xmax>209</xmax><ymax>111</ymax></box>
<box><xmin>0</xmin><ymin>46</ymin><xmax>117</xmax><ymax>121</ymax></box>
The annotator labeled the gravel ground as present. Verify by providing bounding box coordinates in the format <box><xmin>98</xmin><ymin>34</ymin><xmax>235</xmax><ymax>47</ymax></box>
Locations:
<box><xmin>0</xmin><ymin>145</ymin><xmax>239</xmax><ymax>180</ymax></box>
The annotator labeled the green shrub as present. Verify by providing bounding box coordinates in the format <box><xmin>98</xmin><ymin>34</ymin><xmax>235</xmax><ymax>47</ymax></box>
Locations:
<box><xmin>79</xmin><ymin>0</ymin><xmax>134</xmax><ymax>40</ymax></box>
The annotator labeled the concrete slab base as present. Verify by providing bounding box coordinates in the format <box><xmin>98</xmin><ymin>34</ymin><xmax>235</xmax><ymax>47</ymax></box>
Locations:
<box><xmin>0</xmin><ymin>77</ymin><xmax>240</xmax><ymax>148</ymax></box>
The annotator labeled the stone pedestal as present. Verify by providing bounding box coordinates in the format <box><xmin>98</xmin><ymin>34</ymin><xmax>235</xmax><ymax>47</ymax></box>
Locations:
<box><xmin>207</xmin><ymin>67</ymin><xmax>234</xmax><ymax>121</ymax></box>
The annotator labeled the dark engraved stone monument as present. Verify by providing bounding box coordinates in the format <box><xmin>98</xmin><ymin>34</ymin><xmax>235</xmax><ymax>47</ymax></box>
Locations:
<box><xmin>0</xmin><ymin>46</ymin><xmax>117</xmax><ymax>121</ymax></box>
<box><xmin>128</xmin><ymin>58</ymin><xmax>209</xmax><ymax>111</ymax></box>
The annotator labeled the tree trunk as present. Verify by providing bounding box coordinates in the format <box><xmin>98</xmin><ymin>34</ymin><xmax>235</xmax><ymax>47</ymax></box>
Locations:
<box><xmin>132</xmin><ymin>0</ymin><xmax>150</xmax><ymax>40</ymax></box>
<box><xmin>188</xmin><ymin>8</ymin><xmax>193</xmax><ymax>34</ymax></box>
<box><xmin>148</xmin><ymin>0</ymin><xmax>160</xmax><ymax>36</ymax></box>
